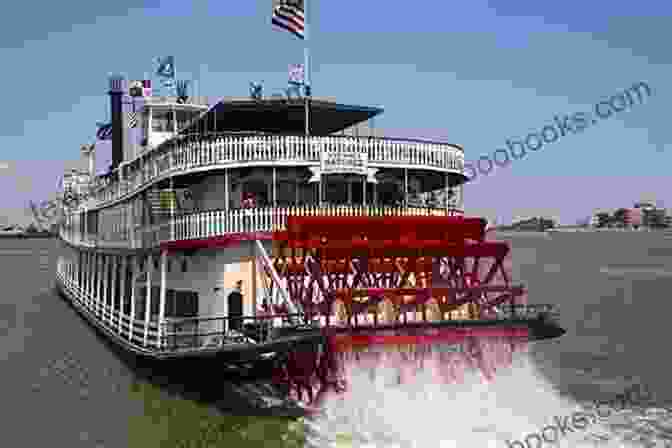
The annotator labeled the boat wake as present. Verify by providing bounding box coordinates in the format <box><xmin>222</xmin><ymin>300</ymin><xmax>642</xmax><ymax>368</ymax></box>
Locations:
<box><xmin>294</xmin><ymin>333</ymin><xmax>670</xmax><ymax>448</ymax></box>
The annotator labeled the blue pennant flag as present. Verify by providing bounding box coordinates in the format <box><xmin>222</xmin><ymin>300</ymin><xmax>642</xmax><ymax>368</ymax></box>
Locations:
<box><xmin>155</xmin><ymin>56</ymin><xmax>176</xmax><ymax>92</ymax></box>
<box><xmin>96</xmin><ymin>122</ymin><xmax>112</xmax><ymax>141</ymax></box>
<box><xmin>155</xmin><ymin>56</ymin><xmax>175</xmax><ymax>79</ymax></box>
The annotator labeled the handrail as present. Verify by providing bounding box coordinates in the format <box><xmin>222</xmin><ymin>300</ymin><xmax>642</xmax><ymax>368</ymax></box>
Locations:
<box><xmin>61</xmin><ymin>204</ymin><xmax>464</xmax><ymax>249</ymax></box>
<box><xmin>73</xmin><ymin>133</ymin><xmax>466</xmax><ymax>211</ymax></box>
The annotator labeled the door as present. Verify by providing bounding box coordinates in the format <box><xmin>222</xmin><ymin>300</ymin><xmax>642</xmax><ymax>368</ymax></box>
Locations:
<box><xmin>227</xmin><ymin>291</ymin><xmax>243</xmax><ymax>331</ymax></box>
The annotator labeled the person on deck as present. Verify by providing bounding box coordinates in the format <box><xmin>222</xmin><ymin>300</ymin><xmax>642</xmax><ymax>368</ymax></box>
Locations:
<box><xmin>242</xmin><ymin>193</ymin><xmax>256</xmax><ymax>232</ymax></box>
<box><xmin>227</xmin><ymin>280</ymin><xmax>244</xmax><ymax>332</ymax></box>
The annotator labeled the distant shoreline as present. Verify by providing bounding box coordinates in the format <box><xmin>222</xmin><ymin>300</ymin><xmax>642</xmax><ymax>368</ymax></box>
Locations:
<box><xmin>0</xmin><ymin>233</ymin><xmax>56</xmax><ymax>239</ymax></box>
<box><xmin>495</xmin><ymin>227</ymin><xmax>671</xmax><ymax>234</ymax></box>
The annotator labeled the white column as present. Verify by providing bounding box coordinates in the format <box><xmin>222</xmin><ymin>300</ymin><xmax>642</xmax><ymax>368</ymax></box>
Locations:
<box><xmin>118</xmin><ymin>256</ymin><xmax>127</xmax><ymax>335</ymax></box>
<box><xmin>97</xmin><ymin>254</ymin><xmax>103</xmax><ymax>317</ymax></box>
<box><xmin>404</xmin><ymin>168</ymin><xmax>408</xmax><ymax>207</ymax></box>
<box><xmin>363</xmin><ymin>175</ymin><xmax>367</xmax><ymax>206</ymax></box>
<box><xmin>147</xmin><ymin>108</ymin><xmax>153</xmax><ymax>147</ymax></box>
<box><xmin>170</xmin><ymin>176</ymin><xmax>175</xmax><ymax>241</ymax></box>
<box><xmin>92</xmin><ymin>254</ymin><xmax>97</xmax><ymax>313</ymax></box>
<box><xmin>143</xmin><ymin>253</ymin><xmax>153</xmax><ymax>346</ymax></box>
<box><xmin>272</xmin><ymin>167</ymin><xmax>277</xmax><ymax>206</ymax></box>
<box><xmin>85</xmin><ymin>252</ymin><xmax>91</xmax><ymax>306</ymax></box>
<box><xmin>158</xmin><ymin>250</ymin><xmax>168</xmax><ymax>349</ymax></box>
<box><xmin>295</xmin><ymin>176</ymin><xmax>299</xmax><ymax>205</ymax></box>
<box><xmin>102</xmin><ymin>255</ymin><xmax>109</xmax><ymax>325</ymax></box>
<box><xmin>129</xmin><ymin>201</ymin><xmax>135</xmax><ymax>249</ymax></box>
<box><xmin>129</xmin><ymin>256</ymin><xmax>137</xmax><ymax>341</ymax></box>
<box><xmin>225</xmin><ymin>168</ymin><xmax>229</xmax><ymax>211</ymax></box>
<box><xmin>347</xmin><ymin>177</ymin><xmax>352</xmax><ymax>204</ymax></box>
<box><xmin>111</xmin><ymin>255</ymin><xmax>118</xmax><ymax>329</ymax></box>
<box><xmin>77</xmin><ymin>251</ymin><xmax>82</xmax><ymax>295</ymax></box>
<box><xmin>89</xmin><ymin>252</ymin><xmax>95</xmax><ymax>308</ymax></box>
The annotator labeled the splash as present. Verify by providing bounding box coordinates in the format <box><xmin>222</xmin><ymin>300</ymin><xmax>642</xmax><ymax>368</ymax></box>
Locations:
<box><xmin>270</xmin><ymin>326</ymin><xmax>660</xmax><ymax>448</ymax></box>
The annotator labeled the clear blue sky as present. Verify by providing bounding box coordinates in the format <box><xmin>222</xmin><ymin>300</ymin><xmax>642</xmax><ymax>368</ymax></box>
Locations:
<box><xmin>1</xmin><ymin>0</ymin><xmax>670</xmax><ymax>225</ymax></box>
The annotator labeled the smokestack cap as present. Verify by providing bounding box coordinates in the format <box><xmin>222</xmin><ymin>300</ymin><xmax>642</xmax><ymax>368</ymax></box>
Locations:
<box><xmin>108</xmin><ymin>74</ymin><xmax>126</xmax><ymax>93</ymax></box>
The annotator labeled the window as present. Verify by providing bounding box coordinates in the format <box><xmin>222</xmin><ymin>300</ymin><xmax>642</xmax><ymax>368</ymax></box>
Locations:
<box><xmin>377</xmin><ymin>182</ymin><xmax>403</xmax><ymax>206</ymax></box>
<box><xmin>276</xmin><ymin>181</ymin><xmax>296</xmax><ymax>206</ymax></box>
<box><xmin>152</xmin><ymin>110</ymin><xmax>174</xmax><ymax>133</ymax></box>
<box><xmin>175</xmin><ymin>110</ymin><xmax>198</xmax><ymax>132</ymax></box>
<box><xmin>325</xmin><ymin>177</ymin><xmax>348</xmax><ymax>204</ymax></box>
<box><xmin>165</xmin><ymin>290</ymin><xmax>198</xmax><ymax>317</ymax></box>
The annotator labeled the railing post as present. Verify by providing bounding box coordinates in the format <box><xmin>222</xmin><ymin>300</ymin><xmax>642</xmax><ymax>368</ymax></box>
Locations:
<box><xmin>129</xmin><ymin>256</ymin><xmax>136</xmax><ymax>341</ymax></box>
<box><xmin>225</xmin><ymin>168</ymin><xmax>229</xmax><ymax>211</ymax></box>
<box><xmin>143</xmin><ymin>253</ymin><xmax>153</xmax><ymax>347</ymax></box>
<box><xmin>170</xmin><ymin>177</ymin><xmax>175</xmax><ymax>241</ymax></box>
<box><xmin>103</xmin><ymin>255</ymin><xmax>110</xmax><ymax>324</ymax></box>
<box><xmin>96</xmin><ymin>254</ymin><xmax>103</xmax><ymax>317</ymax></box>
<box><xmin>87</xmin><ymin>252</ymin><xmax>93</xmax><ymax>307</ymax></box>
<box><xmin>158</xmin><ymin>249</ymin><xmax>167</xmax><ymax>349</ymax></box>
<box><xmin>110</xmin><ymin>255</ymin><xmax>117</xmax><ymax>329</ymax></box>
<box><xmin>118</xmin><ymin>255</ymin><xmax>126</xmax><ymax>335</ymax></box>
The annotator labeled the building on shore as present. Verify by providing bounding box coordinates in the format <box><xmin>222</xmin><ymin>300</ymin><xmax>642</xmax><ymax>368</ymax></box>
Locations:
<box><xmin>591</xmin><ymin>202</ymin><xmax>669</xmax><ymax>229</ymax></box>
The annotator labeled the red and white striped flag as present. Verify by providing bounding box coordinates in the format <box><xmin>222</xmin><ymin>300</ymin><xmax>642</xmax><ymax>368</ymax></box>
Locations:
<box><xmin>272</xmin><ymin>0</ymin><xmax>304</xmax><ymax>39</ymax></box>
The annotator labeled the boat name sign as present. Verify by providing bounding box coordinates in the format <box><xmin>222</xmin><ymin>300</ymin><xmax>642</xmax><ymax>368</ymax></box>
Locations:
<box><xmin>320</xmin><ymin>148</ymin><xmax>368</xmax><ymax>175</ymax></box>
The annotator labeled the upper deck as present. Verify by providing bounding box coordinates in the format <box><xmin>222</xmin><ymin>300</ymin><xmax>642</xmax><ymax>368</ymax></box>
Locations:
<box><xmin>59</xmin><ymin>77</ymin><xmax>469</xmax><ymax>251</ymax></box>
<box><xmin>85</xmin><ymin>132</ymin><xmax>465</xmax><ymax>211</ymax></box>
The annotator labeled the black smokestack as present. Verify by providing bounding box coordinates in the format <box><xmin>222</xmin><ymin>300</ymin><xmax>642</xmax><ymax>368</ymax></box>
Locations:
<box><xmin>108</xmin><ymin>75</ymin><xmax>125</xmax><ymax>170</ymax></box>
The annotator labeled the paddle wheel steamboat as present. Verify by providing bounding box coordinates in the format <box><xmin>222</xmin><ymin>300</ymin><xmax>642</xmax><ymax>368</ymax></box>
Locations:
<box><xmin>56</xmin><ymin>74</ymin><xmax>561</xmax><ymax>396</ymax></box>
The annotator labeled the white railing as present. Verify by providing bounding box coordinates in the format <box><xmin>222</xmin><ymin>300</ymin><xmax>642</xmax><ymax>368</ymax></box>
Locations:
<box><xmin>83</xmin><ymin>134</ymin><xmax>465</xmax><ymax>210</ymax></box>
<box><xmin>55</xmin><ymin>265</ymin><xmax>160</xmax><ymax>350</ymax></box>
<box><xmin>61</xmin><ymin>204</ymin><xmax>463</xmax><ymax>249</ymax></box>
<box><xmin>56</xmin><ymin>261</ymin><xmax>296</xmax><ymax>353</ymax></box>
<box><xmin>149</xmin><ymin>204</ymin><xmax>463</xmax><ymax>247</ymax></box>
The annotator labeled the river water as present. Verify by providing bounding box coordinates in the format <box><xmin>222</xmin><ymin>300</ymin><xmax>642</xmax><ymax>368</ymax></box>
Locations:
<box><xmin>2</xmin><ymin>232</ymin><xmax>672</xmax><ymax>447</ymax></box>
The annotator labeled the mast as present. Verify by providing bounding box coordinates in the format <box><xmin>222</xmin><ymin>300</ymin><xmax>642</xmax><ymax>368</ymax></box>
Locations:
<box><xmin>303</xmin><ymin>0</ymin><xmax>318</xmax><ymax>204</ymax></box>
<box><xmin>304</xmin><ymin>0</ymin><xmax>310</xmax><ymax>137</ymax></box>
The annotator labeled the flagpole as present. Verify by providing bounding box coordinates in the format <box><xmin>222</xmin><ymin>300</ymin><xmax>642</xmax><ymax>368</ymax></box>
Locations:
<box><xmin>303</xmin><ymin>0</ymin><xmax>316</xmax><ymax>203</ymax></box>
<box><xmin>304</xmin><ymin>0</ymin><xmax>310</xmax><ymax>137</ymax></box>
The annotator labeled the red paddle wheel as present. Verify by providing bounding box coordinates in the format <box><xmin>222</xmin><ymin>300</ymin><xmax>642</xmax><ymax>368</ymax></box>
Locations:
<box><xmin>270</xmin><ymin>215</ymin><xmax>526</xmax><ymax>326</ymax></box>
<box><xmin>267</xmin><ymin>215</ymin><xmax>529</xmax><ymax>406</ymax></box>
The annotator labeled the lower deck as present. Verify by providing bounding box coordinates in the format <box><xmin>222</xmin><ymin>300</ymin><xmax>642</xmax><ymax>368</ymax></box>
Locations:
<box><xmin>56</xmin><ymin>237</ymin><xmax>558</xmax><ymax>358</ymax></box>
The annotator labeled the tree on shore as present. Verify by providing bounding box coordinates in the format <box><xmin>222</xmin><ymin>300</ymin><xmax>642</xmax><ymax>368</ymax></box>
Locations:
<box><xmin>595</xmin><ymin>212</ymin><xmax>610</xmax><ymax>228</ymax></box>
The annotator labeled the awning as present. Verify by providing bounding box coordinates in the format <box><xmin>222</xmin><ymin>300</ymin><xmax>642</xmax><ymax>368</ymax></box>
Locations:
<box><xmin>179</xmin><ymin>97</ymin><xmax>384</xmax><ymax>136</ymax></box>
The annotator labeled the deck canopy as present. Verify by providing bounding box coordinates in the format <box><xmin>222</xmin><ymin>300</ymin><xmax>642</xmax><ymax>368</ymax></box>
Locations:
<box><xmin>179</xmin><ymin>97</ymin><xmax>384</xmax><ymax>136</ymax></box>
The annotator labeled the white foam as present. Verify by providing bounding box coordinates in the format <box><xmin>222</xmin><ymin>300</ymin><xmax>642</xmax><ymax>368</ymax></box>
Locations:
<box><xmin>305</xmin><ymin>340</ymin><xmax>663</xmax><ymax>448</ymax></box>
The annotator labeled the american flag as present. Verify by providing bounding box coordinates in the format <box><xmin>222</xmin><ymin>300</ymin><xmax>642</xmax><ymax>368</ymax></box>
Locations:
<box><xmin>128</xmin><ymin>111</ymin><xmax>138</xmax><ymax>128</ymax></box>
<box><xmin>272</xmin><ymin>0</ymin><xmax>304</xmax><ymax>39</ymax></box>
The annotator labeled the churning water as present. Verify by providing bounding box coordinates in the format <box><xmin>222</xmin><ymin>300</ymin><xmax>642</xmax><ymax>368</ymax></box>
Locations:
<box><xmin>299</xmin><ymin>331</ymin><xmax>671</xmax><ymax>448</ymax></box>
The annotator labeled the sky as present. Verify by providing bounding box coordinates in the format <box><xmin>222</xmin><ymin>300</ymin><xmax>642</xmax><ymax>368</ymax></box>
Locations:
<box><xmin>0</xmin><ymin>0</ymin><xmax>670</xmax><ymax>226</ymax></box>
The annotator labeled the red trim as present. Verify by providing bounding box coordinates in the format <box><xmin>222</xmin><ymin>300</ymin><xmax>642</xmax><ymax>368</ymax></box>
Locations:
<box><xmin>277</xmin><ymin>215</ymin><xmax>487</xmax><ymax>244</ymax></box>
<box><xmin>331</xmin><ymin>326</ymin><xmax>529</xmax><ymax>350</ymax></box>
<box><xmin>160</xmin><ymin>232</ymin><xmax>273</xmax><ymax>252</ymax></box>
